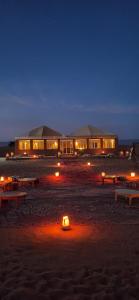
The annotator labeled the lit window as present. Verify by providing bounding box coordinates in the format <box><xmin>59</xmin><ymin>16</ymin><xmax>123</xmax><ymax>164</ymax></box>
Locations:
<box><xmin>75</xmin><ymin>139</ymin><xmax>87</xmax><ymax>150</ymax></box>
<box><xmin>19</xmin><ymin>140</ymin><xmax>30</xmax><ymax>150</ymax></box>
<box><xmin>103</xmin><ymin>139</ymin><xmax>115</xmax><ymax>149</ymax></box>
<box><xmin>89</xmin><ymin>139</ymin><xmax>101</xmax><ymax>149</ymax></box>
<box><xmin>33</xmin><ymin>140</ymin><xmax>44</xmax><ymax>150</ymax></box>
<box><xmin>47</xmin><ymin>140</ymin><xmax>58</xmax><ymax>149</ymax></box>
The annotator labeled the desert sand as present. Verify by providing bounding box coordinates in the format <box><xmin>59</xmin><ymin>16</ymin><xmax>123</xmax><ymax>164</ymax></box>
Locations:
<box><xmin>0</xmin><ymin>157</ymin><xmax>139</xmax><ymax>300</ymax></box>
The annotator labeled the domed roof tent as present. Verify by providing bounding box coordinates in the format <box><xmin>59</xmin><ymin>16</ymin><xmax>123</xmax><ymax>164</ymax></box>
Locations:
<box><xmin>70</xmin><ymin>125</ymin><xmax>114</xmax><ymax>137</ymax></box>
<box><xmin>28</xmin><ymin>125</ymin><xmax>62</xmax><ymax>137</ymax></box>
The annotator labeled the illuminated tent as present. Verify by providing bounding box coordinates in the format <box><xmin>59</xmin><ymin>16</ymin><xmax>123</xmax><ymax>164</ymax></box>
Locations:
<box><xmin>70</xmin><ymin>125</ymin><xmax>114</xmax><ymax>137</ymax></box>
<box><xmin>27</xmin><ymin>125</ymin><xmax>62</xmax><ymax>137</ymax></box>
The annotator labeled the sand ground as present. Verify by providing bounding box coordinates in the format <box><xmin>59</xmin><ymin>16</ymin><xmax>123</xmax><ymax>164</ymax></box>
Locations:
<box><xmin>0</xmin><ymin>158</ymin><xmax>139</xmax><ymax>300</ymax></box>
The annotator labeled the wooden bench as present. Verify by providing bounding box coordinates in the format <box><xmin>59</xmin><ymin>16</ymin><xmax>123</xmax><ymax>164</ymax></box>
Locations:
<box><xmin>115</xmin><ymin>189</ymin><xmax>139</xmax><ymax>205</ymax></box>
<box><xmin>0</xmin><ymin>191</ymin><xmax>27</xmax><ymax>208</ymax></box>
<box><xmin>17</xmin><ymin>177</ymin><xmax>39</xmax><ymax>187</ymax></box>
<box><xmin>102</xmin><ymin>175</ymin><xmax>117</xmax><ymax>184</ymax></box>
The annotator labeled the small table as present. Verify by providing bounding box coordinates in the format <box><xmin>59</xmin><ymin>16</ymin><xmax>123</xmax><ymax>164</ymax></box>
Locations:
<box><xmin>18</xmin><ymin>177</ymin><xmax>38</xmax><ymax>187</ymax></box>
<box><xmin>102</xmin><ymin>175</ymin><xmax>117</xmax><ymax>184</ymax></box>
<box><xmin>0</xmin><ymin>191</ymin><xmax>27</xmax><ymax>208</ymax></box>
<box><xmin>115</xmin><ymin>189</ymin><xmax>139</xmax><ymax>205</ymax></box>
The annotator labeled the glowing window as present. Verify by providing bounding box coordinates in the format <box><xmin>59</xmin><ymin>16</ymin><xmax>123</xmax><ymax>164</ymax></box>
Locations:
<box><xmin>47</xmin><ymin>140</ymin><xmax>58</xmax><ymax>149</ymax></box>
<box><xmin>33</xmin><ymin>140</ymin><xmax>44</xmax><ymax>150</ymax></box>
<box><xmin>75</xmin><ymin>139</ymin><xmax>87</xmax><ymax>150</ymax></box>
<box><xmin>89</xmin><ymin>139</ymin><xmax>101</xmax><ymax>149</ymax></box>
<box><xmin>103</xmin><ymin>139</ymin><xmax>115</xmax><ymax>149</ymax></box>
<box><xmin>19</xmin><ymin>140</ymin><xmax>30</xmax><ymax>150</ymax></box>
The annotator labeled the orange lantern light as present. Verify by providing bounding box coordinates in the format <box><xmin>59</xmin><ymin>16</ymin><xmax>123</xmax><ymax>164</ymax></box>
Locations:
<box><xmin>87</xmin><ymin>162</ymin><xmax>91</xmax><ymax>166</ymax></box>
<box><xmin>101</xmin><ymin>172</ymin><xmax>106</xmax><ymax>177</ymax></box>
<box><xmin>131</xmin><ymin>172</ymin><xmax>135</xmax><ymax>178</ymax></box>
<box><xmin>62</xmin><ymin>216</ymin><xmax>70</xmax><ymax>230</ymax></box>
<box><xmin>24</xmin><ymin>152</ymin><xmax>27</xmax><ymax>155</ymax></box>
<box><xmin>0</xmin><ymin>176</ymin><xmax>4</xmax><ymax>182</ymax></box>
<box><xmin>55</xmin><ymin>172</ymin><xmax>60</xmax><ymax>177</ymax></box>
<box><xmin>57</xmin><ymin>162</ymin><xmax>61</xmax><ymax>167</ymax></box>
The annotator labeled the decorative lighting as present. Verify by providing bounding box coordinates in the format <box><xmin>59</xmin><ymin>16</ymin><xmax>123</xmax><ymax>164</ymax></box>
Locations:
<box><xmin>55</xmin><ymin>172</ymin><xmax>60</xmax><ymax>177</ymax></box>
<box><xmin>0</xmin><ymin>176</ymin><xmax>4</xmax><ymax>182</ymax></box>
<box><xmin>24</xmin><ymin>152</ymin><xmax>27</xmax><ymax>155</ymax></box>
<box><xmin>62</xmin><ymin>216</ymin><xmax>70</xmax><ymax>230</ymax></box>
<box><xmin>131</xmin><ymin>172</ymin><xmax>135</xmax><ymax>178</ymax></box>
<box><xmin>87</xmin><ymin>162</ymin><xmax>91</xmax><ymax>166</ymax></box>
<box><xmin>57</xmin><ymin>162</ymin><xmax>61</xmax><ymax>167</ymax></box>
<box><xmin>101</xmin><ymin>172</ymin><xmax>106</xmax><ymax>177</ymax></box>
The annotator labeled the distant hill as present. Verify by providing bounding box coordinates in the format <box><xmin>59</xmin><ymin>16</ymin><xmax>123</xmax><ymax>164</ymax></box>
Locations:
<box><xmin>0</xmin><ymin>142</ymin><xmax>9</xmax><ymax>147</ymax></box>
<box><xmin>119</xmin><ymin>139</ymin><xmax>139</xmax><ymax>145</ymax></box>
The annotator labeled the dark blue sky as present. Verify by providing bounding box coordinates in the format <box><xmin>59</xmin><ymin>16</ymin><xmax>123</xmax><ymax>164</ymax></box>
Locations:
<box><xmin>0</xmin><ymin>0</ymin><xmax>139</xmax><ymax>140</ymax></box>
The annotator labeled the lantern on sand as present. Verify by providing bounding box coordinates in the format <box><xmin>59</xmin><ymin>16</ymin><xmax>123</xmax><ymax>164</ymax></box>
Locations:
<box><xmin>55</xmin><ymin>172</ymin><xmax>60</xmax><ymax>177</ymax></box>
<box><xmin>101</xmin><ymin>172</ymin><xmax>106</xmax><ymax>177</ymax></box>
<box><xmin>62</xmin><ymin>216</ymin><xmax>70</xmax><ymax>230</ymax></box>
<box><xmin>0</xmin><ymin>176</ymin><xmax>4</xmax><ymax>182</ymax></box>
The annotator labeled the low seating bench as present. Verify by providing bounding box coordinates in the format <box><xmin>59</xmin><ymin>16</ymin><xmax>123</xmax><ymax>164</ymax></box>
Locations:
<box><xmin>0</xmin><ymin>191</ymin><xmax>27</xmax><ymax>208</ymax></box>
<box><xmin>102</xmin><ymin>175</ymin><xmax>117</xmax><ymax>184</ymax></box>
<box><xmin>17</xmin><ymin>177</ymin><xmax>38</xmax><ymax>187</ymax></box>
<box><xmin>115</xmin><ymin>189</ymin><xmax>139</xmax><ymax>205</ymax></box>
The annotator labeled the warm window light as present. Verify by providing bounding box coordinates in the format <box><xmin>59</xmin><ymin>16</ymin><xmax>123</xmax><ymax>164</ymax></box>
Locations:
<box><xmin>55</xmin><ymin>172</ymin><xmax>60</xmax><ymax>177</ymax></box>
<box><xmin>87</xmin><ymin>162</ymin><xmax>91</xmax><ymax>166</ymax></box>
<box><xmin>62</xmin><ymin>216</ymin><xmax>70</xmax><ymax>230</ymax></box>
<box><xmin>57</xmin><ymin>162</ymin><xmax>61</xmax><ymax>166</ymax></box>
<box><xmin>0</xmin><ymin>176</ymin><xmax>4</xmax><ymax>182</ymax></box>
<box><xmin>131</xmin><ymin>172</ymin><xmax>135</xmax><ymax>178</ymax></box>
<box><xmin>101</xmin><ymin>172</ymin><xmax>106</xmax><ymax>177</ymax></box>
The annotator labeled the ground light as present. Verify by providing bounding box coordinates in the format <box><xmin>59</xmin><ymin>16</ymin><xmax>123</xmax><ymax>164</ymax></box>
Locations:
<box><xmin>0</xmin><ymin>176</ymin><xmax>4</xmax><ymax>181</ymax></box>
<box><xmin>101</xmin><ymin>172</ymin><xmax>106</xmax><ymax>177</ymax></box>
<box><xmin>62</xmin><ymin>216</ymin><xmax>70</xmax><ymax>230</ymax></box>
<box><xmin>131</xmin><ymin>172</ymin><xmax>136</xmax><ymax>178</ymax></box>
<box><xmin>55</xmin><ymin>172</ymin><xmax>60</xmax><ymax>177</ymax></box>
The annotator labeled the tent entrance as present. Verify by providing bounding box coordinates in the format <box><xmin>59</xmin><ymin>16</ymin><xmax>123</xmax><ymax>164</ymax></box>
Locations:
<box><xmin>60</xmin><ymin>140</ymin><xmax>74</xmax><ymax>155</ymax></box>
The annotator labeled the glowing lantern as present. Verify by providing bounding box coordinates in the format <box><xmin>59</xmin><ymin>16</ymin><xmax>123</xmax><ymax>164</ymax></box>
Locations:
<box><xmin>6</xmin><ymin>153</ymin><xmax>9</xmax><ymax>159</ymax></box>
<box><xmin>87</xmin><ymin>162</ymin><xmax>91</xmax><ymax>166</ymax></box>
<box><xmin>101</xmin><ymin>172</ymin><xmax>106</xmax><ymax>177</ymax></box>
<box><xmin>55</xmin><ymin>172</ymin><xmax>60</xmax><ymax>177</ymax></box>
<box><xmin>131</xmin><ymin>172</ymin><xmax>135</xmax><ymax>178</ymax></box>
<box><xmin>57</xmin><ymin>162</ymin><xmax>61</xmax><ymax>167</ymax></box>
<box><xmin>0</xmin><ymin>176</ymin><xmax>4</xmax><ymax>182</ymax></box>
<box><xmin>62</xmin><ymin>216</ymin><xmax>70</xmax><ymax>230</ymax></box>
<box><xmin>24</xmin><ymin>152</ymin><xmax>27</xmax><ymax>155</ymax></box>
<box><xmin>11</xmin><ymin>152</ymin><xmax>14</xmax><ymax>157</ymax></box>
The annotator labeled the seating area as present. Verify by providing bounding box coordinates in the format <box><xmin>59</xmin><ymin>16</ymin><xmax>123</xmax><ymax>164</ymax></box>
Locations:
<box><xmin>0</xmin><ymin>176</ymin><xmax>39</xmax><ymax>208</ymax></box>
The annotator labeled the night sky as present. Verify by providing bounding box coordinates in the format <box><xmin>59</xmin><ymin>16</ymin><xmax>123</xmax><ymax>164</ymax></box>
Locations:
<box><xmin>0</xmin><ymin>0</ymin><xmax>139</xmax><ymax>140</ymax></box>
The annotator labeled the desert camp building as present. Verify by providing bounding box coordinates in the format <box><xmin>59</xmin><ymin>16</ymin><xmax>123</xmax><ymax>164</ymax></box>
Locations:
<box><xmin>15</xmin><ymin>125</ymin><xmax>118</xmax><ymax>156</ymax></box>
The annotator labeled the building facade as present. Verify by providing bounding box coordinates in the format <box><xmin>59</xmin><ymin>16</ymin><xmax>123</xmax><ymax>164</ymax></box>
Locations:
<box><xmin>15</xmin><ymin>125</ymin><xmax>118</xmax><ymax>156</ymax></box>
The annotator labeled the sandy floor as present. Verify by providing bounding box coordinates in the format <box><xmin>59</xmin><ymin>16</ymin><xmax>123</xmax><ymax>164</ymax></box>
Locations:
<box><xmin>0</xmin><ymin>158</ymin><xmax>139</xmax><ymax>299</ymax></box>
